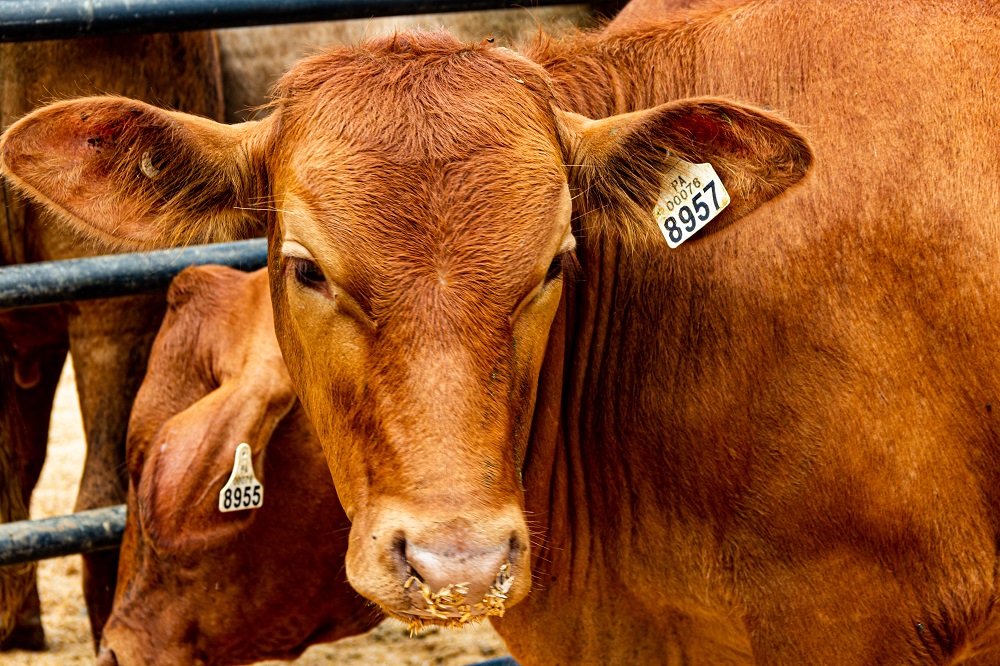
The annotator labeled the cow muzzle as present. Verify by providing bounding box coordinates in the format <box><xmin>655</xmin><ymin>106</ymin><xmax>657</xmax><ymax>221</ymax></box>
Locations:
<box><xmin>347</xmin><ymin>503</ymin><xmax>530</xmax><ymax>627</ymax></box>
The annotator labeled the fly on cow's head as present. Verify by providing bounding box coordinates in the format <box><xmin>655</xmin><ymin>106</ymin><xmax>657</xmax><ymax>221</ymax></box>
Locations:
<box><xmin>0</xmin><ymin>30</ymin><xmax>811</xmax><ymax>624</ymax></box>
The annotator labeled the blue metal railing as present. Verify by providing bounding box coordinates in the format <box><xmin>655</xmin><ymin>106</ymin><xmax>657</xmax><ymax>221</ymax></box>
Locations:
<box><xmin>0</xmin><ymin>239</ymin><xmax>267</xmax><ymax>310</ymax></box>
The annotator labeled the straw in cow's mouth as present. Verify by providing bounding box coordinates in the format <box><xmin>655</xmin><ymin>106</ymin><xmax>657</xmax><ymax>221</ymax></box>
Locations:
<box><xmin>402</xmin><ymin>563</ymin><xmax>515</xmax><ymax>631</ymax></box>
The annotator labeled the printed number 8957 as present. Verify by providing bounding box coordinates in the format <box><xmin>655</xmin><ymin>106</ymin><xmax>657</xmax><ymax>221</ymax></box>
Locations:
<box><xmin>663</xmin><ymin>180</ymin><xmax>721</xmax><ymax>244</ymax></box>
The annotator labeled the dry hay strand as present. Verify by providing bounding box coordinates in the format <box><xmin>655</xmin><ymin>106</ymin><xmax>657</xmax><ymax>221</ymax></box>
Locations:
<box><xmin>404</xmin><ymin>563</ymin><xmax>515</xmax><ymax>633</ymax></box>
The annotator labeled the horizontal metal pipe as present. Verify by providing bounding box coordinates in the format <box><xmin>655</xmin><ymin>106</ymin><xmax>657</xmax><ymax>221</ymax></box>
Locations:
<box><xmin>0</xmin><ymin>0</ymin><xmax>582</xmax><ymax>42</ymax></box>
<box><xmin>0</xmin><ymin>239</ymin><xmax>267</xmax><ymax>310</ymax></box>
<box><xmin>0</xmin><ymin>505</ymin><xmax>126</xmax><ymax>566</ymax></box>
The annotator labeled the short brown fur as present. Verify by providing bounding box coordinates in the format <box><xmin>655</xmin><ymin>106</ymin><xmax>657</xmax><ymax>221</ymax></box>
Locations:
<box><xmin>98</xmin><ymin>267</ymin><xmax>377</xmax><ymax>666</ymax></box>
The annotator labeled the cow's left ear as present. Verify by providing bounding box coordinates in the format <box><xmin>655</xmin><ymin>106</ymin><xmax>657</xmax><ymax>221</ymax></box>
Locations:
<box><xmin>137</xmin><ymin>365</ymin><xmax>297</xmax><ymax>553</ymax></box>
<box><xmin>555</xmin><ymin>98</ymin><xmax>813</xmax><ymax>248</ymax></box>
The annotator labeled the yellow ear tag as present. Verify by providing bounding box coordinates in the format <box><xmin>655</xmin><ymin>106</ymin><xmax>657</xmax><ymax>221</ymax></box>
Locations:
<box><xmin>653</xmin><ymin>160</ymin><xmax>731</xmax><ymax>248</ymax></box>
<box><xmin>219</xmin><ymin>443</ymin><xmax>263</xmax><ymax>513</ymax></box>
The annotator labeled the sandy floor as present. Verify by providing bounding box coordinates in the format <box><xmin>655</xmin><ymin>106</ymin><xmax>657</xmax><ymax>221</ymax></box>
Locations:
<box><xmin>5</xmin><ymin>360</ymin><xmax>510</xmax><ymax>665</ymax></box>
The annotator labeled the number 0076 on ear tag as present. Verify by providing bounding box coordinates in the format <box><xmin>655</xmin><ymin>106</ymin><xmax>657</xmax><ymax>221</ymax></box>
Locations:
<box><xmin>653</xmin><ymin>160</ymin><xmax>731</xmax><ymax>249</ymax></box>
<box><xmin>219</xmin><ymin>443</ymin><xmax>263</xmax><ymax>512</ymax></box>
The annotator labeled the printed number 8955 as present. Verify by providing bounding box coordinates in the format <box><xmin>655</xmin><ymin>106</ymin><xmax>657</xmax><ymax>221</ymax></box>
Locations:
<box><xmin>223</xmin><ymin>485</ymin><xmax>261</xmax><ymax>510</ymax></box>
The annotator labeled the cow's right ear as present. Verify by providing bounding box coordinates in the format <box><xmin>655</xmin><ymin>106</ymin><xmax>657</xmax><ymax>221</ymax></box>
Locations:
<box><xmin>0</xmin><ymin>96</ymin><xmax>271</xmax><ymax>248</ymax></box>
<box><xmin>555</xmin><ymin>98</ymin><xmax>813</xmax><ymax>250</ymax></box>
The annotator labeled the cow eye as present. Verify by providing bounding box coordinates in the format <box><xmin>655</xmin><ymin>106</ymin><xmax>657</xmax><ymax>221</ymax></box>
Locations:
<box><xmin>291</xmin><ymin>257</ymin><xmax>327</xmax><ymax>289</ymax></box>
<box><xmin>545</xmin><ymin>255</ymin><xmax>564</xmax><ymax>283</ymax></box>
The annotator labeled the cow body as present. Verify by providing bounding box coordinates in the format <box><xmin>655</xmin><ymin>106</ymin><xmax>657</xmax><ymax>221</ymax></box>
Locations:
<box><xmin>98</xmin><ymin>267</ymin><xmax>376</xmax><ymax>666</ymax></box>
<box><xmin>5</xmin><ymin>1</ymin><xmax>1000</xmax><ymax>664</ymax></box>
<box><xmin>0</xmin><ymin>352</ymin><xmax>34</xmax><ymax>641</ymax></box>
<box><xmin>510</xmin><ymin>4</ymin><xmax>1000</xmax><ymax>663</ymax></box>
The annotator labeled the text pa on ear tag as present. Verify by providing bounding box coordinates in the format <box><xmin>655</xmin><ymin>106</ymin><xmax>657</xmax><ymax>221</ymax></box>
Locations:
<box><xmin>219</xmin><ymin>443</ymin><xmax>263</xmax><ymax>512</ymax></box>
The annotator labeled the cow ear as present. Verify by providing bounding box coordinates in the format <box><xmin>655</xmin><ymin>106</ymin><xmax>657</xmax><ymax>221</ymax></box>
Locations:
<box><xmin>555</xmin><ymin>98</ymin><xmax>813</xmax><ymax>249</ymax></box>
<box><xmin>133</xmin><ymin>269</ymin><xmax>295</xmax><ymax>552</ymax></box>
<box><xmin>137</xmin><ymin>370</ymin><xmax>297</xmax><ymax>553</ymax></box>
<box><xmin>0</xmin><ymin>96</ymin><xmax>270</xmax><ymax>249</ymax></box>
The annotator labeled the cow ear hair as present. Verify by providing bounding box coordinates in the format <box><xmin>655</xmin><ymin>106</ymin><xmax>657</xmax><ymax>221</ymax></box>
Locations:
<box><xmin>554</xmin><ymin>98</ymin><xmax>813</xmax><ymax>249</ymax></box>
<box><xmin>0</xmin><ymin>96</ymin><xmax>271</xmax><ymax>249</ymax></box>
<box><xmin>132</xmin><ymin>269</ymin><xmax>295</xmax><ymax>552</ymax></box>
<box><xmin>137</xmin><ymin>373</ymin><xmax>297</xmax><ymax>553</ymax></box>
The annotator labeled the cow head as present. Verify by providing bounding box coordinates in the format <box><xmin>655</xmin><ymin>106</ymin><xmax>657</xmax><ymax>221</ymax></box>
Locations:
<box><xmin>0</xmin><ymin>32</ymin><xmax>811</xmax><ymax>625</ymax></box>
<box><xmin>98</xmin><ymin>267</ymin><xmax>376</xmax><ymax>666</ymax></box>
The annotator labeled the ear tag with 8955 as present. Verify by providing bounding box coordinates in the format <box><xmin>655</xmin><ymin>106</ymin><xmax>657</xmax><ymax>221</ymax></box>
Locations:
<box><xmin>219</xmin><ymin>443</ymin><xmax>263</xmax><ymax>512</ymax></box>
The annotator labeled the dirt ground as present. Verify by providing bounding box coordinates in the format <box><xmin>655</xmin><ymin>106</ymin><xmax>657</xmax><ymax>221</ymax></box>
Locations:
<box><xmin>5</xmin><ymin>360</ymin><xmax>510</xmax><ymax>665</ymax></box>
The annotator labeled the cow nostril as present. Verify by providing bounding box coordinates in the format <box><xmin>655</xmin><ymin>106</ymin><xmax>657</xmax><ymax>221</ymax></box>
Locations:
<box><xmin>402</xmin><ymin>543</ymin><xmax>428</xmax><ymax>587</ymax></box>
<box><xmin>407</xmin><ymin>563</ymin><xmax>427</xmax><ymax>586</ymax></box>
<box><xmin>390</xmin><ymin>534</ymin><xmax>416</xmax><ymax>580</ymax></box>
<box><xmin>508</xmin><ymin>533</ymin><xmax>523</xmax><ymax>563</ymax></box>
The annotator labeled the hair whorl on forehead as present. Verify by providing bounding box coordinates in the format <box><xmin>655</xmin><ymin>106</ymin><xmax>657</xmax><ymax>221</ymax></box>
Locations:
<box><xmin>273</xmin><ymin>31</ymin><xmax>555</xmax><ymax>104</ymax></box>
<box><xmin>267</xmin><ymin>31</ymin><xmax>566</xmax><ymax>164</ymax></box>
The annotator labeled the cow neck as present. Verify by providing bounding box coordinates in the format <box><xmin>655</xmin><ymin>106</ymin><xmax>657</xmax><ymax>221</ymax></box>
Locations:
<box><xmin>519</xmin><ymin>221</ymin><xmax>644</xmax><ymax>558</ymax></box>
<box><xmin>528</xmin><ymin>16</ymin><xmax>701</xmax><ymax>119</ymax></box>
<box><xmin>518</xmin><ymin>19</ymin><xmax>711</xmax><ymax>592</ymax></box>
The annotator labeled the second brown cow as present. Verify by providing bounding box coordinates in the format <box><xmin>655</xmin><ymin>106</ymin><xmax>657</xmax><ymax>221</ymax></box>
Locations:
<box><xmin>97</xmin><ymin>266</ymin><xmax>377</xmax><ymax>666</ymax></box>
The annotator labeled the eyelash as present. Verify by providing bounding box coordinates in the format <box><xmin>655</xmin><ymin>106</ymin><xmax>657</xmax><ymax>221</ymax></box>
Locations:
<box><xmin>545</xmin><ymin>254</ymin><xmax>564</xmax><ymax>283</ymax></box>
<box><xmin>290</xmin><ymin>257</ymin><xmax>327</xmax><ymax>289</ymax></box>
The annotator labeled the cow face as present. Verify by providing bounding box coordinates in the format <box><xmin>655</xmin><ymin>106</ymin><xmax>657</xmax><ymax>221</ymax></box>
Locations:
<box><xmin>264</xmin><ymin>37</ymin><xmax>579</xmax><ymax>622</ymax></box>
<box><xmin>0</xmin><ymin>32</ymin><xmax>811</xmax><ymax>625</ymax></box>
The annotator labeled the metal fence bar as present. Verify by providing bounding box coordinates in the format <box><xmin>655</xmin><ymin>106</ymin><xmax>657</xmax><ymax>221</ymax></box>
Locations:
<box><xmin>0</xmin><ymin>0</ymin><xmax>583</xmax><ymax>42</ymax></box>
<box><xmin>0</xmin><ymin>239</ymin><xmax>267</xmax><ymax>310</ymax></box>
<box><xmin>0</xmin><ymin>505</ymin><xmax>126</xmax><ymax>566</ymax></box>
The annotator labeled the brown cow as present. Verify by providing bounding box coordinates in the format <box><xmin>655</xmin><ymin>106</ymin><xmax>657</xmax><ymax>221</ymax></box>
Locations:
<box><xmin>0</xmin><ymin>9</ymin><xmax>594</xmax><ymax>649</ymax></box>
<box><xmin>0</xmin><ymin>34</ymin><xmax>224</xmax><ymax>648</ymax></box>
<box><xmin>0</xmin><ymin>350</ymin><xmax>34</xmax><ymax>640</ymax></box>
<box><xmin>97</xmin><ymin>266</ymin><xmax>376</xmax><ymax>666</ymax></box>
<box><xmin>9</xmin><ymin>0</ymin><xmax>1000</xmax><ymax>663</ymax></box>
<box><xmin>0</xmin><ymin>12</ymin><xmax>597</xmax><ymax>653</ymax></box>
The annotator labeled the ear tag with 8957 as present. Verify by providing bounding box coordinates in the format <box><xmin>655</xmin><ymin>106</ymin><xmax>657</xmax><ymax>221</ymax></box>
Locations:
<box><xmin>219</xmin><ymin>443</ymin><xmax>263</xmax><ymax>512</ymax></box>
<box><xmin>653</xmin><ymin>159</ymin><xmax>731</xmax><ymax>248</ymax></box>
